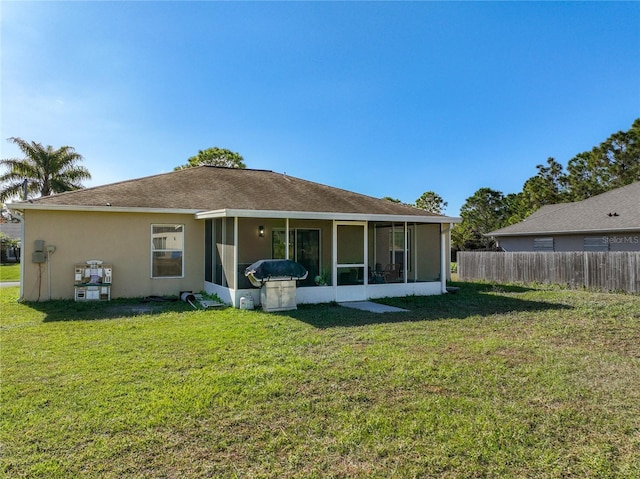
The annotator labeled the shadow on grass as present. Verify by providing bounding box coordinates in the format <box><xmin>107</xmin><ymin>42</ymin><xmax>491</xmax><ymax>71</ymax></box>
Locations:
<box><xmin>17</xmin><ymin>281</ymin><xmax>568</xmax><ymax>325</ymax></box>
<box><xmin>285</xmin><ymin>281</ymin><xmax>571</xmax><ymax>328</ymax></box>
<box><xmin>25</xmin><ymin>297</ymin><xmax>196</xmax><ymax>322</ymax></box>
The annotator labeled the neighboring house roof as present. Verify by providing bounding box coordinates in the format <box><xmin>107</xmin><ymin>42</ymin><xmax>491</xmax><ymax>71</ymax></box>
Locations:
<box><xmin>0</xmin><ymin>223</ymin><xmax>21</xmax><ymax>241</ymax></box>
<box><xmin>8</xmin><ymin>166</ymin><xmax>459</xmax><ymax>223</ymax></box>
<box><xmin>488</xmin><ymin>181</ymin><xmax>640</xmax><ymax>237</ymax></box>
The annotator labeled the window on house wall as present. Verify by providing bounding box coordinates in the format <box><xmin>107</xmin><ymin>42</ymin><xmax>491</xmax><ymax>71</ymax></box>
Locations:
<box><xmin>389</xmin><ymin>227</ymin><xmax>411</xmax><ymax>272</ymax></box>
<box><xmin>584</xmin><ymin>236</ymin><xmax>609</xmax><ymax>251</ymax></box>
<box><xmin>151</xmin><ymin>224</ymin><xmax>184</xmax><ymax>277</ymax></box>
<box><xmin>533</xmin><ymin>237</ymin><xmax>554</xmax><ymax>252</ymax></box>
<box><xmin>272</xmin><ymin>229</ymin><xmax>294</xmax><ymax>260</ymax></box>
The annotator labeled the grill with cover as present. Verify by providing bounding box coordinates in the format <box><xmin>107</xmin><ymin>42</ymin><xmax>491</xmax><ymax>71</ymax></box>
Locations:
<box><xmin>244</xmin><ymin>259</ymin><xmax>308</xmax><ymax>312</ymax></box>
<box><xmin>244</xmin><ymin>259</ymin><xmax>308</xmax><ymax>287</ymax></box>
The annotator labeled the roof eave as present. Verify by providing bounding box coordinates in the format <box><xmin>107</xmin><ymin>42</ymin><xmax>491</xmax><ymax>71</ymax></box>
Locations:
<box><xmin>6</xmin><ymin>203</ymin><xmax>462</xmax><ymax>224</ymax></box>
<box><xmin>6</xmin><ymin>202</ymin><xmax>202</xmax><ymax>215</ymax></box>
<box><xmin>487</xmin><ymin>226</ymin><xmax>640</xmax><ymax>237</ymax></box>
<box><xmin>196</xmin><ymin>208</ymin><xmax>461</xmax><ymax>224</ymax></box>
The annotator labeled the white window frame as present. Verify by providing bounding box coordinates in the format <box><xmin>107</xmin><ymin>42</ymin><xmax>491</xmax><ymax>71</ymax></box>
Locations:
<box><xmin>151</xmin><ymin>224</ymin><xmax>185</xmax><ymax>278</ymax></box>
<box><xmin>389</xmin><ymin>224</ymin><xmax>411</xmax><ymax>273</ymax></box>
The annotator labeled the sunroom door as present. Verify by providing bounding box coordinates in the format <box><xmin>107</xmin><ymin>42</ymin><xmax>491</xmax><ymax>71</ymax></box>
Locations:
<box><xmin>296</xmin><ymin>229</ymin><xmax>320</xmax><ymax>287</ymax></box>
<box><xmin>335</xmin><ymin>222</ymin><xmax>367</xmax><ymax>302</ymax></box>
<box><xmin>272</xmin><ymin>228</ymin><xmax>320</xmax><ymax>287</ymax></box>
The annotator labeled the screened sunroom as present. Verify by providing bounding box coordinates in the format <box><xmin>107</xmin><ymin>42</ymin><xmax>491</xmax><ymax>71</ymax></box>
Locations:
<box><xmin>199</xmin><ymin>212</ymin><xmax>452</xmax><ymax>308</ymax></box>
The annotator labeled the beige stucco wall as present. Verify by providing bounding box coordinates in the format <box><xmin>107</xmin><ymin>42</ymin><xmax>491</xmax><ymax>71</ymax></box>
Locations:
<box><xmin>21</xmin><ymin>210</ymin><xmax>204</xmax><ymax>301</ymax></box>
<box><xmin>237</xmin><ymin>218</ymin><xmax>284</xmax><ymax>265</ymax></box>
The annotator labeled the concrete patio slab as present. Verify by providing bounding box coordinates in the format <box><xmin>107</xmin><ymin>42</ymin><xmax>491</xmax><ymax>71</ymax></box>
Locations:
<box><xmin>339</xmin><ymin>301</ymin><xmax>408</xmax><ymax>314</ymax></box>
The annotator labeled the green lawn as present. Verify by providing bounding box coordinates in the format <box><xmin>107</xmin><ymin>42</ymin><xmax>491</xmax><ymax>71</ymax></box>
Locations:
<box><xmin>0</xmin><ymin>263</ymin><xmax>20</xmax><ymax>281</ymax></box>
<box><xmin>1</xmin><ymin>283</ymin><xmax>639</xmax><ymax>478</ymax></box>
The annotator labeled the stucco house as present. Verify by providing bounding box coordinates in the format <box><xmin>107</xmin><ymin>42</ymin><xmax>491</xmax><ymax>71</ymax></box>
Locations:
<box><xmin>0</xmin><ymin>222</ymin><xmax>21</xmax><ymax>241</ymax></box>
<box><xmin>8</xmin><ymin>166</ymin><xmax>460</xmax><ymax>306</ymax></box>
<box><xmin>0</xmin><ymin>222</ymin><xmax>21</xmax><ymax>262</ymax></box>
<box><xmin>487</xmin><ymin>181</ymin><xmax>640</xmax><ymax>252</ymax></box>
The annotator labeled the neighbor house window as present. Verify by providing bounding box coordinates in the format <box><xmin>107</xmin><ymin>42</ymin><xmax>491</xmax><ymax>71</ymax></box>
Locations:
<box><xmin>533</xmin><ymin>237</ymin><xmax>554</xmax><ymax>252</ymax></box>
<box><xmin>584</xmin><ymin>236</ymin><xmax>609</xmax><ymax>251</ymax></box>
<box><xmin>151</xmin><ymin>224</ymin><xmax>184</xmax><ymax>277</ymax></box>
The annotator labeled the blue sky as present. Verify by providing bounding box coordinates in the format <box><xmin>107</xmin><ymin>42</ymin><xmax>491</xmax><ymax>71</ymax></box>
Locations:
<box><xmin>1</xmin><ymin>1</ymin><xmax>639</xmax><ymax>215</ymax></box>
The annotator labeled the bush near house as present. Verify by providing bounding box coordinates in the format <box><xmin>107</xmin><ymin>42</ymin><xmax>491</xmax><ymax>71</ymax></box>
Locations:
<box><xmin>1</xmin><ymin>283</ymin><xmax>639</xmax><ymax>478</ymax></box>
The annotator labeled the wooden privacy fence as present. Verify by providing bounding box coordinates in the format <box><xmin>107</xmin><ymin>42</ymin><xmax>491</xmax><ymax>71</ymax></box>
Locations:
<box><xmin>458</xmin><ymin>252</ymin><xmax>640</xmax><ymax>294</ymax></box>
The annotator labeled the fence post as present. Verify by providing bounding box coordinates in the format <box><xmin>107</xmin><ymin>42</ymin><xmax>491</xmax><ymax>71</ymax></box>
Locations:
<box><xmin>584</xmin><ymin>252</ymin><xmax>589</xmax><ymax>290</ymax></box>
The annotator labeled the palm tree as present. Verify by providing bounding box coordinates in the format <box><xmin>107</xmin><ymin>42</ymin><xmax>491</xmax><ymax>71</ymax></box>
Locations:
<box><xmin>0</xmin><ymin>137</ymin><xmax>91</xmax><ymax>201</ymax></box>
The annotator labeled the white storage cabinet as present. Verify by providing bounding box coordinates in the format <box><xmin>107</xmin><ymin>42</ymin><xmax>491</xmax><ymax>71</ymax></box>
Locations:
<box><xmin>260</xmin><ymin>280</ymin><xmax>297</xmax><ymax>312</ymax></box>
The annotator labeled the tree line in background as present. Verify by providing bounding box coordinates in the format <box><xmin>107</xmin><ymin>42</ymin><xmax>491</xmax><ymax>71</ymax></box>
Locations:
<box><xmin>451</xmin><ymin>118</ymin><xmax>640</xmax><ymax>251</ymax></box>
<box><xmin>382</xmin><ymin>191</ymin><xmax>449</xmax><ymax>215</ymax></box>
<box><xmin>2</xmin><ymin>119</ymin><xmax>637</xmax><ymax>252</ymax></box>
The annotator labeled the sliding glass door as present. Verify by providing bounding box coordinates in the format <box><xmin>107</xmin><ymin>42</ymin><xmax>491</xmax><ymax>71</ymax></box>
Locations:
<box><xmin>272</xmin><ymin>228</ymin><xmax>320</xmax><ymax>287</ymax></box>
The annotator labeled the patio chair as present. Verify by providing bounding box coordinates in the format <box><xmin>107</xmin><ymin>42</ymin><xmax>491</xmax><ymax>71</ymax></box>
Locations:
<box><xmin>383</xmin><ymin>263</ymin><xmax>402</xmax><ymax>283</ymax></box>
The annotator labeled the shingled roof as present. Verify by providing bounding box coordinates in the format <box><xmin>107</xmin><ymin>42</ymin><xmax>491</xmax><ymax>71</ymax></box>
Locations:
<box><xmin>488</xmin><ymin>181</ymin><xmax>640</xmax><ymax>237</ymax></box>
<box><xmin>10</xmin><ymin>166</ymin><xmax>452</xmax><ymax>221</ymax></box>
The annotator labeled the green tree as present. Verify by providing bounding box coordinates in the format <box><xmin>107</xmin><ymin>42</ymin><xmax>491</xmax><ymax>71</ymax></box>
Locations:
<box><xmin>564</xmin><ymin>118</ymin><xmax>639</xmax><ymax>201</ymax></box>
<box><xmin>0</xmin><ymin>137</ymin><xmax>91</xmax><ymax>201</ymax></box>
<box><xmin>597</xmin><ymin>118</ymin><xmax>640</xmax><ymax>188</ymax></box>
<box><xmin>515</xmin><ymin>157</ymin><xmax>569</xmax><ymax>221</ymax></box>
<box><xmin>526</xmin><ymin>158</ymin><xmax>567</xmax><ymax>203</ymax></box>
<box><xmin>174</xmin><ymin>147</ymin><xmax>246</xmax><ymax>170</ymax></box>
<box><xmin>564</xmin><ymin>150</ymin><xmax>609</xmax><ymax>201</ymax></box>
<box><xmin>451</xmin><ymin>221</ymin><xmax>478</xmax><ymax>252</ymax></box>
<box><xmin>454</xmin><ymin>118</ymin><xmax>640</xmax><ymax>246</ymax></box>
<box><xmin>454</xmin><ymin>188</ymin><xmax>508</xmax><ymax>250</ymax></box>
<box><xmin>502</xmin><ymin>192</ymin><xmax>529</xmax><ymax>225</ymax></box>
<box><xmin>414</xmin><ymin>191</ymin><xmax>447</xmax><ymax>214</ymax></box>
